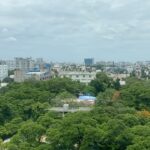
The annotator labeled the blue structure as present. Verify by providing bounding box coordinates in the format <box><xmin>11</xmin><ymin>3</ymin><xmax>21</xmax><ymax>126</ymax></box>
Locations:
<box><xmin>29</xmin><ymin>63</ymin><xmax>51</xmax><ymax>72</ymax></box>
<box><xmin>78</xmin><ymin>95</ymin><xmax>96</xmax><ymax>101</ymax></box>
<box><xmin>44</xmin><ymin>63</ymin><xmax>51</xmax><ymax>69</ymax></box>
<box><xmin>84</xmin><ymin>58</ymin><xmax>94</xmax><ymax>66</ymax></box>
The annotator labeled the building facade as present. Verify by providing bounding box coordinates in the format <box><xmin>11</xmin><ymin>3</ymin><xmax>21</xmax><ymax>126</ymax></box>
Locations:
<box><xmin>14</xmin><ymin>69</ymin><xmax>26</xmax><ymax>82</ymax></box>
<box><xmin>0</xmin><ymin>65</ymin><xmax>8</xmax><ymax>81</ymax></box>
<box><xmin>25</xmin><ymin>71</ymin><xmax>50</xmax><ymax>81</ymax></box>
<box><xmin>59</xmin><ymin>71</ymin><xmax>96</xmax><ymax>84</ymax></box>
<box><xmin>6</xmin><ymin>60</ymin><xmax>16</xmax><ymax>70</ymax></box>
<box><xmin>15</xmin><ymin>57</ymin><xmax>34</xmax><ymax>71</ymax></box>
<box><xmin>84</xmin><ymin>58</ymin><xmax>94</xmax><ymax>66</ymax></box>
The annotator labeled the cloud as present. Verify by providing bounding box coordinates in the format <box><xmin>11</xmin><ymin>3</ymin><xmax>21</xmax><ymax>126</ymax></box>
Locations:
<box><xmin>2</xmin><ymin>28</ymin><xmax>9</xmax><ymax>33</ymax></box>
<box><xmin>5</xmin><ymin>36</ymin><xmax>17</xmax><ymax>42</ymax></box>
<box><xmin>0</xmin><ymin>0</ymin><xmax>149</xmax><ymax>61</ymax></box>
<box><xmin>102</xmin><ymin>35</ymin><xmax>115</xmax><ymax>40</ymax></box>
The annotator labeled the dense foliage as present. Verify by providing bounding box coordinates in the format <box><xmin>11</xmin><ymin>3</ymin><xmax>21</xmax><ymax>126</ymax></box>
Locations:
<box><xmin>0</xmin><ymin>73</ymin><xmax>150</xmax><ymax>149</ymax></box>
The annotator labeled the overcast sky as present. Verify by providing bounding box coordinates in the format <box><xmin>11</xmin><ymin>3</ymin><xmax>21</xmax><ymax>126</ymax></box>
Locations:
<box><xmin>0</xmin><ymin>0</ymin><xmax>150</xmax><ymax>62</ymax></box>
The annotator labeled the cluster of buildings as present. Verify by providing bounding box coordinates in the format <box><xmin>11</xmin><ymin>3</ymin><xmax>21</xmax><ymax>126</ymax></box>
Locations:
<box><xmin>0</xmin><ymin>57</ymin><xmax>51</xmax><ymax>83</ymax></box>
<box><xmin>1</xmin><ymin>57</ymin><xmax>150</xmax><ymax>86</ymax></box>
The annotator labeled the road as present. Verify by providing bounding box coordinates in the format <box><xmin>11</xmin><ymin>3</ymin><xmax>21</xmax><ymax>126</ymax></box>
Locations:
<box><xmin>47</xmin><ymin>107</ymin><xmax>92</xmax><ymax>113</ymax></box>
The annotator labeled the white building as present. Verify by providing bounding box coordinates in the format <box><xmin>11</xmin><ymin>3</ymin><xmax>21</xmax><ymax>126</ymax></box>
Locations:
<box><xmin>108</xmin><ymin>73</ymin><xmax>130</xmax><ymax>80</ymax></box>
<box><xmin>119</xmin><ymin>80</ymin><xmax>126</xmax><ymax>86</ymax></box>
<box><xmin>6</xmin><ymin>60</ymin><xmax>16</xmax><ymax>70</ymax></box>
<box><xmin>0</xmin><ymin>83</ymin><xmax>8</xmax><ymax>88</ymax></box>
<box><xmin>59</xmin><ymin>71</ymin><xmax>96</xmax><ymax>84</ymax></box>
<box><xmin>0</xmin><ymin>65</ymin><xmax>8</xmax><ymax>81</ymax></box>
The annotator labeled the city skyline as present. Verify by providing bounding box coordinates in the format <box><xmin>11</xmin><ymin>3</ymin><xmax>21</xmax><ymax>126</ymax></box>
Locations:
<box><xmin>0</xmin><ymin>0</ymin><xmax>150</xmax><ymax>62</ymax></box>
<box><xmin>1</xmin><ymin>56</ymin><xmax>150</xmax><ymax>64</ymax></box>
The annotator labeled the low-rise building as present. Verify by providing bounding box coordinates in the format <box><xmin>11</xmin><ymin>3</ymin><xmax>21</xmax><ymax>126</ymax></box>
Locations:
<box><xmin>25</xmin><ymin>71</ymin><xmax>50</xmax><ymax>81</ymax></box>
<box><xmin>14</xmin><ymin>69</ymin><xmax>51</xmax><ymax>82</ymax></box>
<box><xmin>119</xmin><ymin>80</ymin><xmax>126</xmax><ymax>86</ymax></box>
<box><xmin>59</xmin><ymin>71</ymin><xmax>96</xmax><ymax>84</ymax></box>
<box><xmin>0</xmin><ymin>82</ymin><xmax>8</xmax><ymax>88</ymax></box>
<box><xmin>108</xmin><ymin>73</ymin><xmax>130</xmax><ymax>80</ymax></box>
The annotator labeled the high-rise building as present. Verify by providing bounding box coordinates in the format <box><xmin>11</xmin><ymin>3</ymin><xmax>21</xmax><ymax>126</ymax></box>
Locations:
<box><xmin>6</xmin><ymin>60</ymin><xmax>16</xmax><ymax>70</ymax></box>
<box><xmin>0</xmin><ymin>65</ymin><xmax>8</xmax><ymax>81</ymax></box>
<box><xmin>36</xmin><ymin>58</ymin><xmax>44</xmax><ymax>65</ymax></box>
<box><xmin>84</xmin><ymin>58</ymin><xmax>94</xmax><ymax>66</ymax></box>
<box><xmin>15</xmin><ymin>57</ymin><xmax>34</xmax><ymax>71</ymax></box>
<box><xmin>14</xmin><ymin>69</ymin><xmax>26</xmax><ymax>82</ymax></box>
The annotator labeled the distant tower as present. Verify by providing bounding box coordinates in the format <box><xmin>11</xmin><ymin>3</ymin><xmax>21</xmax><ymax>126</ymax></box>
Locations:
<box><xmin>84</xmin><ymin>58</ymin><xmax>94</xmax><ymax>66</ymax></box>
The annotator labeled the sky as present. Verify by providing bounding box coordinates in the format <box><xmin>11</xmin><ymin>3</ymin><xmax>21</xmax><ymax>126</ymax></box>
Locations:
<box><xmin>0</xmin><ymin>0</ymin><xmax>150</xmax><ymax>62</ymax></box>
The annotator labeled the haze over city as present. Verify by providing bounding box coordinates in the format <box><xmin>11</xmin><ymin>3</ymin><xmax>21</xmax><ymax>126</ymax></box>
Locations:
<box><xmin>0</xmin><ymin>0</ymin><xmax>150</xmax><ymax>62</ymax></box>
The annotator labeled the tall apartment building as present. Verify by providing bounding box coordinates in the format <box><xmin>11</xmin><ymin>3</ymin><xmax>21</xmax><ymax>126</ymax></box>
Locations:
<box><xmin>84</xmin><ymin>58</ymin><xmax>94</xmax><ymax>66</ymax></box>
<box><xmin>0</xmin><ymin>65</ymin><xmax>8</xmax><ymax>81</ymax></box>
<box><xmin>36</xmin><ymin>58</ymin><xmax>44</xmax><ymax>65</ymax></box>
<box><xmin>15</xmin><ymin>57</ymin><xmax>34</xmax><ymax>71</ymax></box>
<box><xmin>14</xmin><ymin>69</ymin><xmax>25</xmax><ymax>82</ymax></box>
<box><xmin>6</xmin><ymin>60</ymin><xmax>16</xmax><ymax>70</ymax></box>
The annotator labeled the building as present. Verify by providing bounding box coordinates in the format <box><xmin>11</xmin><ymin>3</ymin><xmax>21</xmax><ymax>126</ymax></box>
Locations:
<box><xmin>15</xmin><ymin>57</ymin><xmax>34</xmax><ymax>71</ymax></box>
<box><xmin>14</xmin><ymin>58</ymin><xmax>51</xmax><ymax>82</ymax></box>
<box><xmin>14</xmin><ymin>69</ymin><xmax>26</xmax><ymax>82</ymax></box>
<box><xmin>108</xmin><ymin>73</ymin><xmax>130</xmax><ymax>80</ymax></box>
<box><xmin>39</xmin><ymin>63</ymin><xmax>51</xmax><ymax>72</ymax></box>
<box><xmin>36</xmin><ymin>58</ymin><xmax>44</xmax><ymax>65</ymax></box>
<box><xmin>14</xmin><ymin>70</ymin><xmax>50</xmax><ymax>82</ymax></box>
<box><xmin>25</xmin><ymin>71</ymin><xmax>50</xmax><ymax>81</ymax></box>
<box><xmin>6</xmin><ymin>60</ymin><xmax>16</xmax><ymax>70</ymax></box>
<box><xmin>119</xmin><ymin>80</ymin><xmax>126</xmax><ymax>86</ymax></box>
<box><xmin>84</xmin><ymin>58</ymin><xmax>94</xmax><ymax>66</ymax></box>
<box><xmin>0</xmin><ymin>83</ymin><xmax>8</xmax><ymax>88</ymax></box>
<box><xmin>0</xmin><ymin>65</ymin><xmax>8</xmax><ymax>81</ymax></box>
<box><xmin>59</xmin><ymin>71</ymin><xmax>96</xmax><ymax>84</ymax></box>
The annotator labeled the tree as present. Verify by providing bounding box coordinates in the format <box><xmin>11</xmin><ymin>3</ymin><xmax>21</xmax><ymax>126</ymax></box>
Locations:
<box><xmin>113</xmin><ymin>78</ymin><xmax>121</xmax><ymax>90</ymax></box>
<box><xmin>3</xmin><ymin>77</ymin><xmax>14</xmax><ymax>83</ymax></box>
<box><xmin>83</xmin><ymin>85</ymin><xmax>96</xmax><ymax>96</ymax></box>
<box><xmin>11</xmin><ymin>121</ymin><xmax>46</xmax><ymax>149</ymax></box>
<box><xmin>90</xmin><ymin>72</ymin><xmax>112</xmax><ymax>95</ymax></box>
<box><xmin>96</xmin><ymin>89</ymin><xmax>115</xmax><ymax>105</ymax></box>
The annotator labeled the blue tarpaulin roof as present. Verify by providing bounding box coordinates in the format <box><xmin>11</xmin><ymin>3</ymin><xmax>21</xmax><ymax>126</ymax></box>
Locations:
<box><xmin>78</xmin><ymin>96</ymin><xmax>96</xmax><ymax>101</ymax></box>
